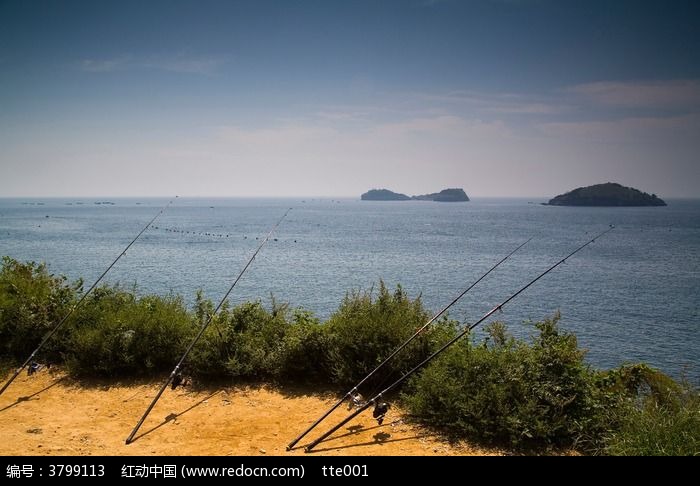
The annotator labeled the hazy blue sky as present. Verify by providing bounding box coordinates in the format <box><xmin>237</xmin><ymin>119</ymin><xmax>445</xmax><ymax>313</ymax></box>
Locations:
<box><xmin>1</xmin><ymin>0</ymin><xmax>698</xmax><ymax>197</ymax></box>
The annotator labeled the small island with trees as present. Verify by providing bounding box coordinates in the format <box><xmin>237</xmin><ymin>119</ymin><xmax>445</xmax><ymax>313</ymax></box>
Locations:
<box><xmin>361</xmin><ymin>188</ymin><xmax>469</xmax><ymax>202</ymax></box>
<box><xmin>413</xmin><ymin>188</ymin><xmax>470</xmax><ymax>202</ymax></box>
<box><xmin>360</xmin><ymin>189</ymin><xmax>411</xmax><ymax>201</ymax></box>
<box><xmin>546</xmin><ymin>182</ymin><xmax>666</xmax><ymax>207</ymax></box>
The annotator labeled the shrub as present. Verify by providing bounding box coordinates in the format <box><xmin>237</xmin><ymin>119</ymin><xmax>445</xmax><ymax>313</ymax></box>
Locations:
<box><xmin>403</xmin><ymin>314</ymin><xmax>598</xmax><ymax>448</ymax></box>
<box><xmin>2</xmin><ymin>256</ymin><xmax>697</xmax><ymax>454</ymax></box>
<box><xmin>603</xmin><ymin>391</ymin><xmax>700</xmax><ymax>456</ymax></box>
<box><xmin>598</xmin><ymin>365</ymin><xmax>700</xmax><ymax>455</ymax></box>
<box><xmin>224</xmin><ymin>300</ymin><xmax>289</xmax><ymax>378</ymax></box>
<box><xmin>278</xmin><ymin>308</ymin><xmax>331</xmax><ymax>383</ymax></box>
<box><xmin>64</xmin><ymin>286</ymin><xmax>193</xmax><ymax>377</ymax></box>
<box><xmin>179</xmin><ymin>291</ymin><xmax>229</xmax><ymax>379</ymax></box>
<box><xmin>324</xmin><ymin>281</ymin><xmax>456</xmax><ymax>388</ymax></box>
<box><xmin>0</xmin><ymin>257</ymin><xmax>77</xmax><ymax>363</ymax></box>
<box><xmin>187</xmin><ymin>298</ymin><xmax>310</xmax><ymax>381</ymax></box>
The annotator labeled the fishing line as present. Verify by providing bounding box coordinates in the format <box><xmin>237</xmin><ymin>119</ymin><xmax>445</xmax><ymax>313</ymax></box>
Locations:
<box><xmin>125</xmin><ymin>208</ymin><xmax>291</xmax><ymax>444</ymax></box>
<box><xmin>0</xmin><ymin>198</ymin><xmax>178</xmax><ymax>398</ymax></box>
<box><xmin>303</xmin><ymin>226</ymin><xmax>614</xmax><ymax>452</ymax></box>
<box><xmin>287</xmin><ymin>237</ymin><xmax>531</xmax><ymax>450</ymax></box>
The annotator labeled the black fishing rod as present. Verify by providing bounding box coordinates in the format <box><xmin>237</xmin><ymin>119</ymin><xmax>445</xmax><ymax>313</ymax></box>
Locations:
<box><xmin>287</xmin><ymin>237</ymin><xmax>532</xmax><ymax>450</ymax></box>
<box><xmin>125</xmin><ymin>208</ymin><xmax>291</xmax><ymax>444</ymax></box>
<box><xmin>0</xmin><ymin>197</ymin><xmax>177</xmax><ymax>398</ymax></box>
<box><xmin>304</xmin><ymin>226</ymin><xmax>614</xmax><ymax>452</ymax></box>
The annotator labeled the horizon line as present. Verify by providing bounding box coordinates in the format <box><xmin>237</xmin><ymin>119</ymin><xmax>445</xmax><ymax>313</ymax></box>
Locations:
<box><xmin>1</xmin><ymin>194</ymin><xmax>697</xmax><ymax>200</ymax></box>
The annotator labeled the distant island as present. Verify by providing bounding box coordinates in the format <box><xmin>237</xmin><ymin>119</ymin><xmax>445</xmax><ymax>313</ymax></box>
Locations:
<box><xmin>413</xmin><ymin>188</ymin><xmax>470</xmax><ymax>202</ymax></box>
<box><xmin>361</xmin><ymin>189</ymin><xmax>411</xmax><ymax>201</ymax></box>
<box><xmin>546</xmin><ymin>182</ymin><xmax>666</xmax><ymax>207</ymax></box>
<box><xmin>361</xmin><ymin>188</ymin><xmax>469</xmax><ymax>202</ymax></box>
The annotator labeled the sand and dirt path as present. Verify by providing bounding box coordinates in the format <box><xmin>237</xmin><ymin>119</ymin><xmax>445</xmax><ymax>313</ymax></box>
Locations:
<box><xmin>0</xmin><ymin>370</ymin><xmax>495</xmax><ymax>456</ymax></box>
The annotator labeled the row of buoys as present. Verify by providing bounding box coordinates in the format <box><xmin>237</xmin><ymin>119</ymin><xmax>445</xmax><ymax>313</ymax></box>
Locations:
<box><xmin>149</xmin><ymin>226</ymin><xmax>296</xmax><ymax>243</ymax></box>
<box><xmin>151</xmin><ymin>225</ymin><xmax>233</xmax><ymax>238</ymax></box>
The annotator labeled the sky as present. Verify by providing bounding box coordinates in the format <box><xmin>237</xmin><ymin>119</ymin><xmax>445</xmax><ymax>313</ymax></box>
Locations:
<box><xmin>1</xmin><ymin>0</ymin><xmax>699</xmax><ymax>198</ymax></box>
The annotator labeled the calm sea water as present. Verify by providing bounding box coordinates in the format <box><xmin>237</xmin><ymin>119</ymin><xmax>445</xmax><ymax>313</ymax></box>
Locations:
<box><xmin>0</xmin><ymin>197</ymin><xmax>698</xmax><ymax>382</ymax></box>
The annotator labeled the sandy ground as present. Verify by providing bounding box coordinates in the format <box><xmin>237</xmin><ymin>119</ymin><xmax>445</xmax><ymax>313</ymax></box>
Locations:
<box><xmin>0</xmin><ymin>369</ymin><xmax>497</xmax><ymax>456</ymax></box>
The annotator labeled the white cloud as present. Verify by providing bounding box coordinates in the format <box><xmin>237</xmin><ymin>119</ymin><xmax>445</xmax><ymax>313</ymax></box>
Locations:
<box><xmin>141</xmin><ymin>56</ymin><xmax>226</xmax><ymax>75</ymax></box>
<box><xmin>372</xmin><ymin>114</ymin><xmax>508</xmax><ymax>138</ymax></box>
<box><xmin>79</xmin><ymin>54</ymin><xmax>226</xmax><ymax>75</ymax></box>
<box><xmin>567</xmin><ymin>80</ymin><xmax>700</xmax><ymax>110</ymax></box>
<box><xmin>537</xmin><ymin>114</ymin><xmax>700</xmax><ymax>142</ymax></box>
<box><xmin>409</xmin><ymin>80</ymin><xmax>700</xmax><ymax>122</ymax></box>
<box><xmin>411</xmin><ymin>90</ymin><xmax>568</xmax><ymax>115</ymax></box>
<box><xmin>215</xmin><ymin>114</ymin><xmax>511</xmax><ymax>153</ymax></box>
<box><xmin>4</xmin><ymin>79</ymin><xmax>699</xmax><ymax>198</ymax></box>
<box><xmin>80</xmin><ymin>56</ymin><xmax>132</xmax><ymax>72</ymax></box>
<box><xmin>195</xmin><ymin>113</ymin><xmax>525</xmax><ymax>196</ymax></box>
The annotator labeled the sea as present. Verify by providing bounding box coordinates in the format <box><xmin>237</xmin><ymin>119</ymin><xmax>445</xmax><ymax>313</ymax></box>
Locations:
<box><xmin>0</xmin><ymin>197</ymin><xmax>698</xmax><ymax>383</ymax></box>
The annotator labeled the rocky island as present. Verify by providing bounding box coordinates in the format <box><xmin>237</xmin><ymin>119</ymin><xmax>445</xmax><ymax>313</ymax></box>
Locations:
<box><xmin>547</xmin><ymin>182</ymin><xmax>666</xmax><ymax>207</ymax></box>
<box><xmin>413</xmin><ymin>188</ymin><xmax>470</xmax><ymax>202</ymax></box>
<box><xmin>361</xmin><ymin>188</ymin><xmax>469</xmax><ymax>202</ymax></box>
<box><xmin>361</xmin><ymin>189</ymin><xmax>411</xmax><ymax>201</ymax></box>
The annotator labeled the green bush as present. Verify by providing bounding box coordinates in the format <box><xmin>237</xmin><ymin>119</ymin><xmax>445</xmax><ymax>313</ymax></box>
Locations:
<box><xmin>0</xmin><ymin>257</ymin><xmax>77</xmax><ymax>363</ymax></box>
<box><xmin>603</xmin><ymin>391</ymin><xmax>700</xmax><ymax>456</ymax></box>
<box><xmin>598</xmin><ymin>365</ymin><xmax>700</xmax><ymax>455</ymax></box>
<box><xmin>187</xmin><ymin>297</ymin><xmax>326</xmax><ymax>382</ymax></box>
<box><xmin>179</xmin><ymin>291</ymin><xmax>230</xmax><ymax>379</ymax></box>
<box><xmin>323</xmin><ymin>281</ymin><xmax>455</xmax><ymax>388</ymax></box>
<box><xmin>277</xmin><ymin>308</ymin><xmax>331</xmax><ymax>383</ymax></box>
<box><xmin>403</xmin><ymin>315</ymin><xmax>598</xmax><ymax>448</ymax></box>
<box><xmin>224</xmin><ymin>300</ymin><xmax>290</xmax><ymax>378</ymax></box>
<box><xmin>64</xmin><ymin>286</ymin><xmax>193</xmax><ymax>377</ymax></box>
<box><xmin>2</xmin><ymin>256</ymin><xmax>698</xmax><ymax>455</ymax></box>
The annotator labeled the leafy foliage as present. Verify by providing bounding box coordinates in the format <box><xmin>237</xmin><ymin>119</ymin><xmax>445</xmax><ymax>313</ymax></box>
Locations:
<box><xmin>0</xmin><ymin>257</ymin><xmax>76</xmax><ymax>362</ymax></box>
<box><xmin>188</xmin><ymin>299</ymin><xmax>290</xmax><ymax>379</ymax></box>
<box><xmin>324</xmin><ymin>281</ymin><xmax>455</xmax><ymax>387</ymax></box>
<box><xmin>64</xmin><ymin>286</ymin><xmax>193</xmax><ymax>377</ymax></box>
<box><xmin>404</xmin><ymin>315</ymin><xmax>598</xmax><ymax>448</ymax></box>
<box><xmin>597</xmin><ymin>365</ymin><xmax>700</xmax><ymax>455</ymax></box>
<box><xmin>0</xmin><ymin>257</ymin><xmax>697</xmax><ymax>455</ymax></box>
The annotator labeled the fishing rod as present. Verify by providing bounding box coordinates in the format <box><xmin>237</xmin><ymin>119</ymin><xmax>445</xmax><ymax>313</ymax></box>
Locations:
<box><xmin>125</xmin><ymin>208</ymin><xmax>291</xmax><ymax>444</ymax></box>
<box><xmin>287</xmin><ymin>237</ymin><xmax>532</xmax><ymax>450</ymax></box>
<box><xmin>0</xmin><ymin>197</ymin><xmax>177</xmax><ymax>398</ymax></box>
<box><xmin>304</xmin><ymin>226</ymin><xmax>614</xmax><ymax>452</ymax></box>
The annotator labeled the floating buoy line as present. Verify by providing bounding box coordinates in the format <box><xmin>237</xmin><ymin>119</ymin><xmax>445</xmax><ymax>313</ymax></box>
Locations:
<box><xmin>149</xmin><ymin>225</ymin><xmax>293</xmax><ymax>243</ymax></box>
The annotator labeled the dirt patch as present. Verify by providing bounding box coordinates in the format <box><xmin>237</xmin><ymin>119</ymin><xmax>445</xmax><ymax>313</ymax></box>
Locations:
<box><xmin>0</xmin><ymin>370</ymin><xmax>497</xmax><ymax>456</ymax></box>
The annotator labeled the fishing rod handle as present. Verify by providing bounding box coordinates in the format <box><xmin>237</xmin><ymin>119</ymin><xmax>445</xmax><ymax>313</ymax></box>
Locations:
<box><xmin>287</xmin><ymin>392</ymin><xmax>350</xmax><ymax>450</ymax></box>
<box><xmin>125</xmin><ymin>374</ymin><xmax>173</xmax><ymax>444</ymax></box>
<box><xmin>286</xmin><ymin>238</ymin><xmax>532</xmax><ymax>447</ymax></box>
<box><xmin>303</xmin><ymin>227</ymin><xmax>614</xmax><ymax>449</ymax></box>
<box><xmin>305</xmin><ymin>399</ymin><xmax>374</xmax><ymax>453</ymax></box>
<box><xmin>125</xmin><ymin>208</ymin><xmax>289</xmax><ymax>444</ymax></box>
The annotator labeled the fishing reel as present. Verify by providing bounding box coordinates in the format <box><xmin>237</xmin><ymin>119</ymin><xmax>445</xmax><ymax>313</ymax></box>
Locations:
<box><xmin>171</xmin><ymin>370</ymin><xmax>188</xmax><ymax>390</ymax></box>
<box><xmin>372</xmin><ymin>401</ymin><xmax>390</xmax><ymax>425</ymax></box>
<box><xmin>347</xmin><ymin>391</ymin><xmax>365</xmax><ymax>410</ymax></box>
<box><xmin>27</xmin><ymin>361</ymin><xmax>42</xmax><ymax>376</ymax></box>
